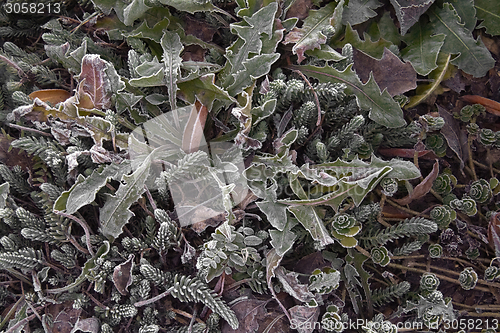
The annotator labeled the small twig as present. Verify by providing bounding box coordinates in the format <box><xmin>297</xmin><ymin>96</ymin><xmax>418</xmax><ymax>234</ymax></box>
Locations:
<box><xmin>452</xmin><ymin>301</ymin><xmax>500</xmax><ymax>310</ymax></box>
<box><xmin>171</xmin><ymin>309</ymin><xmax>206</xmax><ymax>324</ymax></box>
<box><xmin>68</xmin><ymin>235</ymin><xmax>89</xmax><ymax>255</ymax></box>
<box><xmin>292</xmin><ymin>69</ymin><xmax>322</xmax><ymax>126</ymax></box>
<box><xmin>384</xmin><ymin>196</ymin><xmax>430</xmax><ymax>218</ymax></box>
<box><xmin>467</xmin><ymin>135</ymin><xmax>477</xmax><ymax>181</ymax></box>
<box><xmin>7</xmin><ymin>123</ymin><xmax>52</xmax><ymax>137</ymax></box>
<box><xmin>53</xmin><ymin>211</ymin><xmax>94</xmax><ymax>256</ymax></box>
<box><xmin>134</xmin><ymin>287</ymin><xmax>174</xmax><ymax>307</ymax></box>
<box><xmin>0</xmin><ymin>55</ymin><xmax>24</xmax><ymax>76</ymax></box>
<box><xmin>473</xmin><ymin>159</ymin><xmax>500</xmax><ymax>175</ymax></box>
<box><xmin>144</xmin><ymin>185</ymin><xmax>157</xmax><ymax>211</ymax></box>
<box><xmin>83</xmin><ymin>290</ymin><xmax>107</xmax><ymax>309</ymax></box>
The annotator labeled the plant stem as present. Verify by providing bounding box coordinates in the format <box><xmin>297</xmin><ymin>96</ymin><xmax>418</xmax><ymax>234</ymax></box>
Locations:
<box><xmin>134</xmin><ymin>287</ymin><xmax>173</xmax><ymax>307</ymax></box>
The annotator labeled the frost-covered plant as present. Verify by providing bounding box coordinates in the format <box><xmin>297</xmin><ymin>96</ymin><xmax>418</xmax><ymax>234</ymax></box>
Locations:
<box><xmin>371</xmin><ymin>246</ymin><xmax>390</xmax><ymax>267</ymax></box>
<box><xmin>459</xmin><ymin>267</ymin><xmax>478</xmax><ymax>290</ymax></box>
<box><xmin>428</xmin><ymin>244</ymin><xmax>443</xmax><ymax>258</ymax></box>
<box><xmin>420</xmin><ymin>273</ymin><xmax>440</xmax><ymax>292</ymax></box>
<box><xmin>430</xmin><ymin>205</ymin><xmax>456</xmax><ymax>229</ymax></box>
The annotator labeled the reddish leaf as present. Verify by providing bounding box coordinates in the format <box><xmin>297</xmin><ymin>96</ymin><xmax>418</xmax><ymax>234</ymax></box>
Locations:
<box><xmin>222</xmin><ymin>298</ymin><xmax>267</xmax><ymax>333</ymax></box>
<box><xmin>393</xmin><ymin>160</ymin><xmax>439</xmax><ymax>205</ymax></box>
<box><xmin>378</xmin><ymin>148</ymin><xmax>438</xmax><ymax>159</ymax></box>
<box><xmin>488</xmin><ymin>212</ymin><xmax>500</xmax><ymax>257</ymax></box>
<box><xmin>275</xmin><ymin>266</ymin><xmax>315</xmax><ymax>302</ymax></box>
<box><xmin>182</xmin><ymin>101</ymin><xmax>208</xmax><ymax>153</ymax></box>
<box><xmin>438</xmin><ymin>105</ymin><xmax>469</xmax><ymax>171</ymax></box>
<box><xmin>78</xmin><ymin>54</ymin><xmax>113</xmax><ymax>109</ymax></box>
<box><xmin>461</xmin><ymin>95</ymin><xmax>500</xmax><ymax>116</ymax></box>
<box><xmin>112</xmin><ymin>254</ymin><xmax>134</xmax><ymax>295</ymax></box>
<box><xmin>353</xmin><ymin>48</ymin><xmax>417</xmax><ymax>97</ymax></box>
<box><xmin>288</xmin><ymin>305</ymin><xmax>320</xmax><ymax>333</ymax></box>
<box><xmin>285</xmin><ymin>0</ymin><xmax>314</xmax><ymax>20</ymax></box>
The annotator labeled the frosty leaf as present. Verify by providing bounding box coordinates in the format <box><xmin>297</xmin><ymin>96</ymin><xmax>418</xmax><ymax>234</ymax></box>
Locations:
<box><xmin>353</xmin><ymin>48</ymin><xmax>417</xmax><ymax>96</ymax></box>
<box><xmin>256</xmin><ymin>200</ymin><xmax>288</xmax><ymax>231</ymax></box>
<box><xmin>55</xmin><ymin>162</ymin><xmax>129</xmax><ymax>213</ymax></box>
<box><xmin>161</xmin><ymin>30</ymin><xmax>184</xmax><ymax>109</ymax></box>
<box><xmin>91</xmin><ymin>0</ymin><xmax>151</xmax><ymax>26</ymax></box>
<box><xmin>448</xmin><ymin>0</ymin><xmax>476</xmax><ymax>32</ymax></box>
<box><xmin>228</xmin><ymin>53</ymin><xmax>280</xmax><ymax>96</ymax></box>
<box><xmin>157</xmin><ymin>0</ymin><xmax>226</xmax><ymax>14</ymax></box>
<box><xmin>276</xmin><ymin>267</ymin><xmax>315</xmax><ymax>302</ymax></box>
<box><xmin>335</xmin><ymin>24</ymin><xmax>393</xmax><ymax>59</ymax></box>
<box><xmin>77</xmin><ymin>55</ymin><xmax>114</xmax><ymax>110</ymax></box>
<box><xmin>389</xmin><ymin>0</ymin><xmax>435</xmax><ymax>35</ymax></box>
<box><xmin>0</xmin><ymin>183</ymin><xmax>9</xmax><ymax>209</ymax></box>
<box><xmin>305</xmin><ymin>44</ymin><xmax>346</xmax><ymax>61</ymax></box>
<box><xmin>283</xmin><ymin>0</ymin><xmax>344</xmax><ymax>64</ymax></box>
<box><xmin>269</xmin><ymin>217</ymin><xmax>298</xmax><ymax>256</ymax></box>
<box><xmin>288</xmin><ymin>205</ymin><xmax>335</xmax><ymax>247</ymax></box>
<box><xmin>393</xmin><ymin>160</ymin><xmax>439</xmax><ymax>205</ymax></box>
<box><xmin>112</xmin><ymin>254</ymin><xmax>134</xmax><ymax>295</ymax></box>
<box><xmin>122</xmin><ymin>18</ymin><xmax>170</xmax><ymax>43</ymax></box>
<box><xmin>438</xmin><ymin>105</ymin><xmax>469</xmax><ymax>170</ymax></box>
<box><xmin>475</xmin><ymin>0</ymin><xmax>500</xmax><ymax>36</ymax></box>
<box><xmin>342</xmin><ymin>0</ymin><xmax>383</xmax><ymax>26</ymax></box>
<box><xmin>289</xmin><ymin>64</ymin><xmax>406</xmax><ymax>128</ymax></box>
<box><xmin>289</xmin><ymin>306</ymin><xmax>320</xmax><ymax>333</ymax></box>
<box><xmin>428</xmin><ymin>2</ymin><xmax>495</xmax><ymax>77</ymax></box>
<box><xmin>401</xmin><ymin>21</ymin><xmax>445</xmax><ymax>75</ymax></box>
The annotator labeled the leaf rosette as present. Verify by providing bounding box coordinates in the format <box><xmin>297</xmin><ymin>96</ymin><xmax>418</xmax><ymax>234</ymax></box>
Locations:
<box><xmin>484</xmin><ymin>266</ymin><xmax>500</xmax><ymax>282</ymax></box>
<box><xmin>330</xmin><ymin>214</ymin><xmax>361</xmax><ymax>236</ymax></box>
<box><xmin>420</xmin><ymin>272</ymin><xmax>440</xmax><ymax>291</ymax></box>
<box><xmin>371</xmin><ymin>246</ymin><xmax>390</xmax><ymax>267</ymax></box>
<box><xmin>425</xmin><ymin>134</ymin><xmax>447</xmax><ymax>157</ymax></box>
<box><xmin>459</xmin><ymin>267</ymin><xmax>478</xmax><ymax>290</ymax></box>
<box><xmin>450</xmin><ymin>198</ymin><xmax>477</xmax><ymax>216</ymax></box>
<box><xmin>380</xmin><ymin>177</ymin><xmax>398</xmax><ymax>197</ymax></box>
<box><xmin>433</xmin><ymin>173</ymin><xmax>457</xmax><ymax>195</ymax></box>
<box><xmin>430</xmin><ymin>205</ymin><xmax>456</xmax><ymax>229</ymax></box>
<box><xmin>321</xmin><ymin>306</ymin><xmax>344</xmax><ymax>333</ymax></box>
<box><xmin>469</xmin><ymin>179</ymin><xmax>492</xmax><ymax>203</ymax></box>
<box><xmin>428</xmin><ymin>244</ymin><xmax>443</xmax><ymax>258</ymax></box>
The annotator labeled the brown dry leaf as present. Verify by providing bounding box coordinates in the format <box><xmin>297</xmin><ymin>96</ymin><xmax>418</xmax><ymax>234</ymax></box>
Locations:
<box><xmin>42</xmin><ymin>302</ymin><xmax>82</xmax><ymax>333</ymax></box>
<box><xmin>78</xmin><ymin>54</ymin><xmax>113</xmax><ymax>110</ymax></box>
<box><xmin>285</xmin><ymin>0</ymin><xmax>314</xmax><ymax>20</ymax></box>
<box><xmin>438</xmin><ymin>105</ymin><xmax>469</xmax><ymax>171</ymax></box>
<box><xmin>288</xmin><ymin>305</ymin><xmax>320</xmax><ymax>333</ymax></box>
<box><xmin>182</xmin><ymin>101</ymin><xmax>208</xmax><ymax>153</ymax></box>
<box><xmin>461</xmin><ymin>95</ymin><xmax>500</xmax><ymax>116</ymax></box>
<box><xmin>29</xmin><ymin>89</ymin><xmax>71</xmax><ymax>106</ymax></box>
<box><xmin>112</xmin><ymin>254</ymin><xmax>134</xmax><ymax>295</ymax></box>
<box><xmin>222</xmin><ymin>298</ymin><xmax>268</xmax><ymax>333</ymax></box>
<box><xmin>393</xmin><ymin>160</ymin><xmax>439</xmax><ymax>205</ymax></box>
<box><xmin>182</xmin><ymin>45</ymin><xmax>206</xmax><ymax>62</ymax></box>
<box><xmin>353</xmin><ymin>48</ymin><xmax>417</xmax><ymax>97</ymax></box>
<box><xmin>488</xmin><ymin>212</ymin><xmax>500</xmax><ymax>257</ymax></box>
<box><xmin>275</xmin><ymin>266</ymin><xmax>315</xmax><ymax>303</ymax></box>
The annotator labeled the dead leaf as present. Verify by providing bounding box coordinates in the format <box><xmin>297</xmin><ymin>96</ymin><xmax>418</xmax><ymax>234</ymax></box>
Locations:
<box><xmin>70</xmin><ymin>318</ymin><xmax>100</xmax><ymax>333</ymax></box>
<box><xmin>438</xmin><ymin>105</ymin><xmax>469</xmax><ymax>171</ymax></box>
<box><xmin>182</xmin><ymin>45</ymin><xmax>206</xmax><ymax>62</ymax></box>
<box><xmin>184</xmin><ymin>15</ymin><xmax>217</xmax><ymax>43</ymax></box>
<box><xmin>182</xmin><ymin>101</ymin><xmax>208</xmax><ymax>153</ymax></box>
<box><xmin>461</xmin><ymin>95</ymin><xmax>500</xmax><ymax>117</ymax></box>
<box><xmin>353</xmin><ymin>48</ymin><xmax>417</xmax><ymax>96</ymax></box>
<box><xmin>29</xmin><ymin>89</ymin><xmax>71</xmax><ymax>106</ymax></box>
<box><xmin>488</xmin><ymin>212</ymin><xmax>500</xmax><ymax>257</ymax></box>
<box><xmin>275</xmin><ymin>266</ymin><xmax>315</xmax><ymax>303</ymax></box>
<box><xmin>222</xmin><ymin>298</ymin><xmax>268</xmax><ymax>333</ymax></box>
<box><xmin>443</xmin><ymin>71</ymin><xmax>466</xmax><ymax>93</ymax></box>
<box><xmin>112</xmin><ymin>254</ymin><xmax>134</xmax><ymax>295</ymax></box>
<box><xmin>378</xmin><ymin>148</ymin><xmax>438</xmax><ymax>159</ymax></box>
<box><xmin>393</xmin><ymin>160</ymin><xmax>439</xmax><ymax>205</ymax></box>
<box><xmin>78</xmin><ymin>54</ymin><xmax>113</xmax><ymax>110</ymax></box>
<box><xmin>42</xmin><ymin>302</ymin><xmax>82</xmax><ymax>333</ymax></box>
<box><xmin>288</xmin><ymin>305</ymin><xmax>320</xmax><ymax>333</ymax></box>
<box><xmin>285</xmin><ymin>0</ymin><xmax>314</xmax><ymax>20</ymax></box>
<box><xmin>293</xmin><ymin>252</ymin><xmax>327</xmax><ymax>275</ymax></box>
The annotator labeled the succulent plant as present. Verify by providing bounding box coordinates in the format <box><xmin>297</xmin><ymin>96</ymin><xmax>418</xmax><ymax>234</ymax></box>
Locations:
<box><xmin>456</xmin><ymin>104</ymin><xmax>485</xmax><ymax>122</ymax></box>
<box><xmin>425</xmin><ymin>134</ymin><xmax>447</xmax><ymax>157</ymax></box>
<box><xmin>371</xmin><ymin>246</ymin><xmax>390</xmax><ymax>267</ymax></box>
<box><xmin>428</xmin><ymin>244</ymin><xmax>443</xmax><ymax>258</ymax></box>
<box><xmin>380</xmin><ymin>178</ymin><xmax>398</xmax><ymax>197</ymax></box>
<box><xmin>449</xmin><ymin>198</ymin><xmax>477</xmax><ymax>216</ymax></box>
<box><xmin>420</xmin><ymin>272</ymin><xmax>440</xmax><ymax>292</ymax></box>
<box><xmin>479</xmin><ymin>128</ymin><xmax>496</xmax><ymax>146</ymax></box>
<box><xmin>321</xmin><ymin>305</ymin><xmax>344</xmax><ymax>333</ymax></box>
<box><xmin>459</xmin><ymin>267</ymin><xmax>478</xmax><ymax>290</ymax></box>
<box><xmin>421</xmin><ymin>114</ymin><xmax>445</xmax><ymax>131</ymax></box>
<box><xmin>433</xmin><ymin>173</ymin><xmax>457</xmax><ymax>195</ymax></box>
<box><xmin>484</xmin><ymin>266</ymin><xmax>500</xmax><ymax>282</ymax></box>
<box><xmin>330</xmin><ymin>214</ymin><xmax>361</xmax><ymax>248</ymax></box>
<box><xmin>466</xmin><ymin>122</ymin><xmax>480</xmax><ymax>135</ymax></box>
<box><xmin>468</xmin><ymin>179</ymin><xmax>492</xmax><ymax>203</ymax></box>
<box><xmin>430</xmin><ymin>205</ymin><xmax>456</xmax><ymax>229</ymax></box>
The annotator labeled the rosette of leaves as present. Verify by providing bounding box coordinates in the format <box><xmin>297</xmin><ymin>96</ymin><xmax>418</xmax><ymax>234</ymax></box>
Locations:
<box><xmin>490</xmin><ymin>178</ymin><xmax>500</xmax><ymax>195</ymax></box>
<box><xmin>420</xmin><ymin>114</ymin><xmax>445</xmax><ymax>131</ymax></box>
<box><xmin>420</xmin><ymin>273</ymin><xmax>440</xmax><ymax>292</ymax></box>
<box><xmin>425</xmin><ymin>134</ymin><xmax>447</xmax><ymax>157</ymax></box>
<box><xmin>371</xmin><ymin>246</ymin><xmax>390</xmax><ymax>267</ymax></box>
<box><xmin>433</xmin><ymin>173</ymin><xmax>457</xmax><ymax>195</ymax></box>
<box><xmin>428</xmin><ymin>244</ymin><xmax>443</xmax><ymax>258</ymax></box>
<box><xmin>329</xmin><ymin>214</ymin><xmax>361</xmax><ymax>247</ymax></box>
<box><xmin>484</xmin><ymin>266</ymin><xmax>500</xmax><ymax>282</ymax></box>
<box><xmin>459</xmin><ymin>267</ymin><xmax>478</xmax><ymax>290</ymax></box>
<box><xmin>361</xmin><ymin>314</ymin><xmax>397</xmax><ymax>333</ymax></box>
<box><xmin>449</xmin><ymin>198</ymin><xmax>477</xmax><ymax>216</ymax></box>
<box><xmin>321</xmin><ymin>305</ymin><xmax>345</xmax><ymax>333</ymax></box>
<box><xmin>196</xmin><ymin>222</ymin><xmax>263</xmax><ymax>283</ymax></box>
<box><xmin>380</xmin><ymin>177</ymin><xmax>398</xmax><ymax>197</ymax></box>
<box><xmin>479</xmin><ymin>128</ymin><xmax>497</xmax><ymax>146</ymax></box>
<box><xmin>468</xmin><ymin>179</ymin><xmax>492</xmax><ymax>204</ymax></box>
<box><xmin>422</xmin><ymin>308</ymin><xmax>441</xmax><ymax>330</ymax></box>
<box><xmin>467</xmin><ymin>123</ymin><xmax>480</xmax><ymax>135</ymax></box>
<box><xmin>465</xmin><ymin>247</ymin><xmax>480</xmax><ymax>260</ymax></box>
<box><xmin>455</xmin><ymin>104</ymin><xmax>485</xmax><ymax>123</ymax></box>
<box><xmin>309</xmin><ymin>267</ymin><xmax>341</xmax><ymax>295</ymax></box>
<box><xmin>430</xmin><ymin>205</ymin><xmax>456</xmax><ymax>229</ymax></box>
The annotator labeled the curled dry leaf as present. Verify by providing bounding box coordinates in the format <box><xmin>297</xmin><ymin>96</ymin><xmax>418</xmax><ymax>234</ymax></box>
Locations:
<box><xmin>438</xmin><ymin>105</ymin><xmax>469</xmax><ymax>171</ymax></box>
<box><xmin>288</xmin><ymin>305</ymin><xmax>320</xmax><ymax>333</ymax></box>
<box><xmin>29</xmin><ymin>89</ymin><xmax>71</xmax><ymax>105</ymax></box>
<box><xmin>393</xmin><ymin>160</ymin><xmax>439</xmax><ymax>205</ymax></box>
<box><xmin>112</xmin><ymin>254</ymin><xmax>134</xmax><ymax>295</ymax></box>
<box><xmin>78</xmin><ymin>54</ymin><xmax>113</xmax><ymax>110</ymax></box>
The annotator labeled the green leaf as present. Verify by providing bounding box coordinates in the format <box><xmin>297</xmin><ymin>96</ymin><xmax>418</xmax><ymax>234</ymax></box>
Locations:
<box><xmin>289</xmin><ymin>63</ymin><xmax>406</xmax><ymax>128</ymax></box>
<box><xmin>283</xmin><ymin>0</ymin><xmax>344</xmax><ymax>63</ymax></box>
<box><xmin>342</xmin><ymin>0</ymin><xmax>383</xmax><ymax>26</ymax></box>
<box><xmin>99</xmin><ymin>148</ymin><xmax>160</xmax><ymax>240</ymax></box>
<box><xmin>227</xmin><ymin>53</ymin><xmax>280</xmax><ymax>96</ymax></box>
<box><xmin>157</xmin><ymin>0</ymin><xmax>227</xmax><ymax>14</ymax></box>
<box><xmin>335</xmin><ymin>24</ymin><xmax>393</xmax><ymax>59</ymax></box>
<box><xmin>55</xmin><ymin>162</ymin><xmax>130</xmax><ymax>214</ymax></box>
<box><xmin>475</xmin><ymin>0</ymin><xmax>500</xmax><ymax>36</ymax></box>
<box><xmin>428</xmin><ymin>2</ymin><xmax>495</xmax><ymax>77</ymax></box>
<box><xmin>406</xmin><ymin>53</ymin><xmax>451</xmax><ymax>108</ymax></box>
<box><xmin>0</xmin><ymin>182</ymin><xmax>9</xmax><ymax>209</ymax></box>
<box><xmin>389</xmin><ymin>0</ymin><xmax>435</xmax><ymax>35</ymax></box>
<box><xmin>91</xmin><ymin>0</ymin><xmax>151</xmax><ymax>26</ymax></box>
<box><xmin>269</xmin><ymin>217</ymin><xmax>298</xmax><ymax>256</ymax></box>
<box><xmin>305</xmin><ymin>44</ymin><xmax>346</xmax><ymax>61</ymax></box>
<box><xmin>447</xmin><ymin>0</ymin><xmax>477</xmax><ymax>32</ymax></box>
<box><xmin>288</xmin><ymin>205</ymin><xmax>335</xmax><ymax>247</ymax></box>
<box><xmin>401</xmin><ymin>21</ymin><xmax>445</xmax><ymax>75</ymax></box>
<box><xmin>122</xmin><ymin>18</ymin><xmax>170</xmax><ymax>43</ymax></box>
<box><xmin>256</xmin><ymin>200</ymin><xmax>289</xmax><ymax>231</ymax></box>
<box><xmin>160</xmin><ymin>30</ymin><xmax>184</xmax><ymax>109</ymax></box>
<box><xmin>178</xmin><ymin>74</ymin><xmax>236</xmax><ymax>111</ymax></box>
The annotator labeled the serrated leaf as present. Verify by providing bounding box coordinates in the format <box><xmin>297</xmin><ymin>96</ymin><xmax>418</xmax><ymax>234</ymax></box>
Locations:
<box><xmin>283</xmin><ymin>0</ymin><xmax>344</xmax><ymax>63</ymax></box>
<box><xmin>55</xmin><ymin>162</ymin><xmax>130</xmax><ymax>214</ymax></box>
<box><xmin>447</xmin><ymin>0</ymin><xmax>476</xmax><ymax>32</ymax></box>
<box><xmin>289</xmin><ymin>63</ymin><xmax>406</xmax><ymax>128</ymax></box>
<box><xmin>288</xmin><ymin>205</ymin><xmax>335</xmax><ymax>247</ymax></box>
<box><xmin>269</xmin><ymin>217</ymin><xmax>298</xmax><ymax>256</ymax></box>
<box><xmin>276</xmin><ymin>267</ymin><xmax>315</xmax><ymax>302</ymax></box>
<box><xmin>91</xmin><ymin>0</ymin><xmax>151</xmax><ymax>26</ymax></box>
<box><xmin>177</xmin><ymin>74</ymin><xmax>235</xmax><ymax>111</ymax></box>
<box><xmin>256</xmin><ymin>200</ymin><xmax>289</xmax><ymax>231</ymax></box>
<box><xmin>161</xmin><ymin>30</ymin><xmax>183</xmax><ymax>109</ymax></box>
<box><xmin>406</xmin><ymin>53</ymin><xmax>451</xmax><ymax>108</ymax></box>
<box><xmin>305</xmin><ymin>44</ymin><xmax>346</xmax><ymax>61</ymax></box>
<box><xmin>335</xmin><ymin>24</ymin><xmax>393</xmax><ymax>59</ymax></box>
<box><xmin>401</xmin><ymin>21</ymin><xmax>445</xmax><ymax>75</ymax></box>
<box><xmin>428</xmin><ymin>2</ymin><xmax>495</xmax><ymax>77</ymax></box>
<box><xmin>122</xmin><ymin>18</ymin><xmax>170</xmax><ymax>43</ymax></box>
<box><xmin>389</xmin><ymin>0</ymin><xmax>435</xmax><ymax>35</ymax></box>
<box><xmin>227</xmin><ymin>53</ymin><xmax>280</xmax><ymax>96</ymax></box>
<box><xmin>475</xmin><ymin>0</ymin><xmax>500</xmax><ymax>36</ymax></box>
<box><xmin>342</xmin><ymin>0</ymin><xmax>383</xmax><ymax>26</ymax></box>
<box><xmin>157</xmin><ymin>0</ymin><xmax>226</xmax><ymax>14</ymax></box>
<box><xmin>99</xmin><ymin>149</ymin><xmax>159</xmax><ymax>240</ymax></box>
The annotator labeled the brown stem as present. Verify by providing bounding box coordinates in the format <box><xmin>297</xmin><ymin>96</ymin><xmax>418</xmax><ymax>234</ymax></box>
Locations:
<box><xmin>54</xmin><ymin>211</ymin><xmax>94</xmax><ymax>256</ymax></box>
